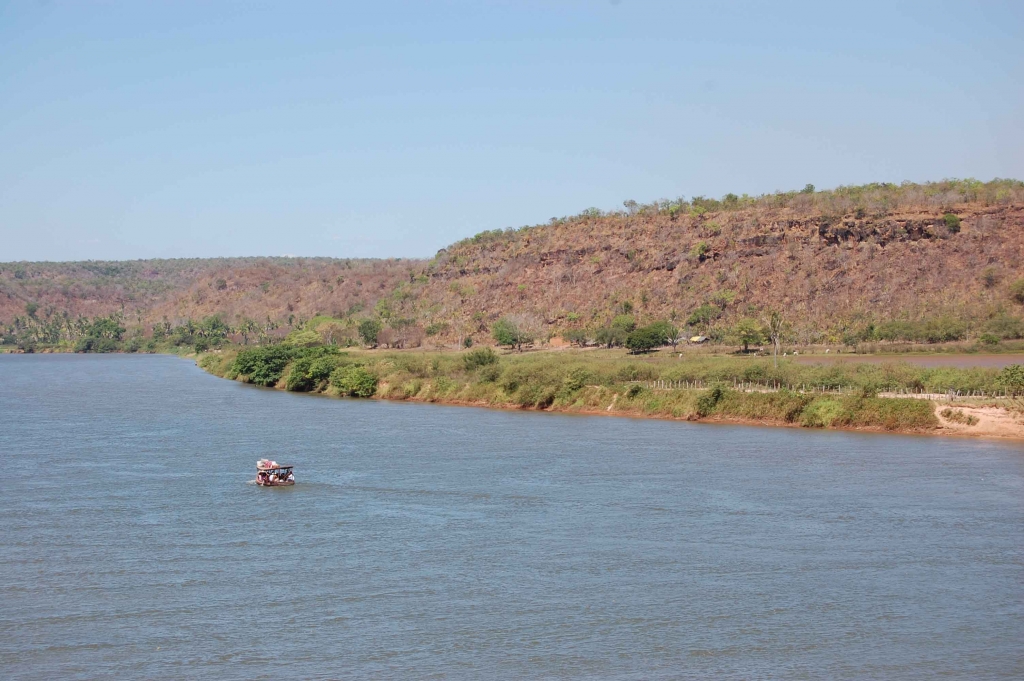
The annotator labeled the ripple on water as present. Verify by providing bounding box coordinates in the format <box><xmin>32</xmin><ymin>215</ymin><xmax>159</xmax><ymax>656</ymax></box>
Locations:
<box><xmin>1</xmin><ymin>354</ymin><xmax>1022</xmax><ymax>680</ymax></box>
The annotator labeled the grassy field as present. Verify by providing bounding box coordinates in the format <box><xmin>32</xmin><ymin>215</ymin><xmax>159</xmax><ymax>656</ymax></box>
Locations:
<box><xmin>193</xmin><ymin>345</ymin><xmax>1024</xmax><ymax>433</ymax></box>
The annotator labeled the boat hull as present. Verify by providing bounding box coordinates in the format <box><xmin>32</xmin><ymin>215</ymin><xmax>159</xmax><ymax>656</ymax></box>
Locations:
<box><xmin>256</xmin><ymin>480</ymin><xmax>294</xmax><ymax>487</ymax></box>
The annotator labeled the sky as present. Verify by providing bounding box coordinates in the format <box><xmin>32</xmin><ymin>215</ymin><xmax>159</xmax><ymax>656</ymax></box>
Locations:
<box><xmin>1</xmin><ymin>1</ymin><xmax>1022</xmax><ymax>262</ymax></box>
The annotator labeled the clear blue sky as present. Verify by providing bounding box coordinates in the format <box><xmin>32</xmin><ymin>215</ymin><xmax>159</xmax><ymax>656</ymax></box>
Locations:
<box><xmin>2</xmin><ymin>1</ymin><xmax>1022</xmax><ymax>262</ymax></box>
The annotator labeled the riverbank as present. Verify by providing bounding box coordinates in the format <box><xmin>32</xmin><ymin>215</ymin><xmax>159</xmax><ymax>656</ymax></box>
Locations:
<box><xmin>197</xmin><ymin>346</ymin><xmax>1024</xmax><ymax>441</ymax></box>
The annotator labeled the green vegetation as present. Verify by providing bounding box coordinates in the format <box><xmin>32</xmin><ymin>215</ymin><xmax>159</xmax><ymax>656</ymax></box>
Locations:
<box><xmin>358</xmin><ymin>319</ymin><xmax>383</xmax><ymax>347</ymax></box>
<box><xmin>492</xmin><ymin>316</ymin><xmax>535</xmax><ymax>351</ymax></box>
<box><xmin>330</xmin><ymin>365</ymin><xmax>378</xmax><ymax>397</ymax></box>
<box><xmin>1011</xmin><ymin>279</ymin><xmax>1024</xmax><ymax>305</ymax></box>
<box><xmin>997</xmin><ymin>364</ymin><xmax>1024</xmax><ymax>396</ymax></box>
<box><xmin>198</xmin><ymin>346</ymin><xmax>1024</xmax><ymax>433</ymax></box>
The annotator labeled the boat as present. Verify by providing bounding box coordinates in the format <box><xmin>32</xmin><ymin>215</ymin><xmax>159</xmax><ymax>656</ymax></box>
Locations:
<box><xmin>256</xmin><ymin>459</ymin><xmax>295</xmax><ymax>486</ymax></box>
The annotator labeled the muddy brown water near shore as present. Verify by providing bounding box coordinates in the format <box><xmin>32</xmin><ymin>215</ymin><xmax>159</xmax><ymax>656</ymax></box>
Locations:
<box><xmin>3</xmin><ymin>354</ymin><xmax>1023</xmax><ymax>679</ymax></box>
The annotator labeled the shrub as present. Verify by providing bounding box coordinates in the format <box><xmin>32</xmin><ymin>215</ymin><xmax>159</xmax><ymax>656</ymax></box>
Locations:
<box><xmin>463</xmin><ymin>347</ymin><xmax>498</xmax><ymax>370</ymax></box>
<box><xmin>614</xmin><ymin>363</ymin><xmax>659</xmax><ymax>382</ymax></box>
<box><xmin>979</xmin><ymin>333</ymin><xmax>1000</xmax><ymax>346</ymax></box>
<box><xmin>1010</xmin><ymin>279</ymin><xmax>1024</xmax><ymax>305</ymax></box>
<box><xmin>687</xmin><ymin>303</ymin><xmax>721</xmax><ymax>328</ymax></box>
<box><xmin>285</xmin><ymin>355</ymin><xmax>341</xmax><ymax>392</ymax></box>
<box><xmin>283</xmin><ymin>329</ymin><xmax>322</xmax><ymax>348</ymax></box>
<box><xmin>690</xmin><ymin>241</ymin><xmax>711</xmax><ymax>260</ymax></box>
<box><xmin>984</xmin><ymin>314</ymin><xmax>1024</xmax><ymax>340</ymax></box>
<box><xmin>626</xmin><ymin>384</ymin><xmax>645</xmax><ymax>399</ymax></box>
<box><xmin>478</xmin><ymin>364</ymin><xmax>501</xmax><ymax>383</ymax></box>
<box><xmin>940</xmin><ymin>408</ymin><xmax>978</xmax><ymax>426</ymax></box>
<box><xmin>943</xmin><ymin>213</ymin><xmax>961</xmax><ymax>233</ymax></box>
<box><xmin>232</xmin><ymin>346</ymin><xmax>295</xmax><ymax>386</ymax></box>
<box><xmin>997</xmin><ymin>364</ymin><xmax>1024</xmax><ymax>396</ymax></box>
<box><xmin>561</xmin><ymin>367</ymin><xmax>592</xmax><ymax>394</ymax></box>
<box><xmin>74</xmin><ymin>337</ymin><xmax>120</xmax><ymax>353</ymax></box>
<box><xmin>611</xmin><ymin>315</ymin><xmax>636</xmax><ymax>332</ymax></box>
<box><xmin>695</xmin><ymin>385</ymin><xmax>726</xmax><ymax>417</ymax></box>
<box><xmin>595</xmin><ymin>326</ymin><xmax>628</xmax><ymax>348</ymax></box>
<box><xmin>800</xmin><ymin>398</ymin><xmax>846</xmax><ymax>428</ymax></box>
<box><xmin>330</xmin><ymin>365</ymin><xmax>378</xmax><ymax>397</ymax></box>
<box><xmin>849</xmin><ymin>397</ymin><xmax>937</xmax><ymax>430</ymax></box>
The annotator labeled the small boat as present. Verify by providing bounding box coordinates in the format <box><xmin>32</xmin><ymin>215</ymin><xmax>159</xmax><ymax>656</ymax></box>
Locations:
<box><xmin>256</xmin><ymin>459</ymin><xmax>295</xmax><ymax>486</ymax></box>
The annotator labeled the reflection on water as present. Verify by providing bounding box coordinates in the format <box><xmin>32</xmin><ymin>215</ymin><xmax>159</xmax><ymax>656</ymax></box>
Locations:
<box><xmin>2</xmin><ymin>354</ymin><xmax>1022</xmax><ymax>680</ymax></box>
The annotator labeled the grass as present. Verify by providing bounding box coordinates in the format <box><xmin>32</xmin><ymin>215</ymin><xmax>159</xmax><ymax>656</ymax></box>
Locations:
<box><xmin>199</xmin><ymin>345</ymin><xmax>964</xmax><ymax>433</ymax></box>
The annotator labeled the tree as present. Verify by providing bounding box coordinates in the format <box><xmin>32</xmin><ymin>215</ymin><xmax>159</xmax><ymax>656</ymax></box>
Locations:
<box><xmin>282</xmin><ymin>328</ymin><xmax>322</xmax><ymax>347</ymax></box>
<box><xmin>237</xmin><ymin>317</ymin><xmax>258</xmax><ymax>345</ymax></box>
<box><xmin>563</xmin><ymin>328</ymin><xmax>589</xmax><ymax>347</ymax></box>
<box><xmin>735</xmin><ymin>318</ymin><xmax>763</xmax><ymax>352</ymax></box>
<box><xmin>492</xmin><ymin>316</ymin><xmax>534</xmax><ymax>351</ymax></box>
<box><xmin>88</xmin><ymin>316</ymin><xmax>126</xmax><ymax>341</ymax></box>
<box><xmin>687</xmin><ymin>304</ymin><xmax>720</xmax><ymax>332</ymax></box>
<box><xmin>764</xmin><ymin>310</ymin><xmax>785</xmax><ymax>368</ymax></box>
<box><xmin>358</xmin><ymin>318</ymin><xmax>383</xmax><ymax>347</ymax></box>
<box><xmin>646</xmin><ymin>320</ymin><xmax>678</xmax><ymax>346</ymax></box>
<box><xmin>625</xmin><ymin>326</ymin><xmax>663</xmax><ymax>354</ymax></box>
<box><xmin>997</xmin><ymin>364</ymin><xmax>1024</xmax><ymax>396</ymax></box>
<box><xmin>317</xmin><ymin>319</ymin><xmax>348</xmax><ymax>346</ymax></box>
<box><xmin>232</xmin><ymin>346</ymin><xmax>295</xmax><ymax>387</ymax></box>
<box><xmin>611</xmin><ymin>314</ymin><xmax>636</xmax><ymax>333</ymax></box>
<box><xmin>595</xmin><ymin>326</ymin><xmax>628</xmax><ymax>348</ymax></box>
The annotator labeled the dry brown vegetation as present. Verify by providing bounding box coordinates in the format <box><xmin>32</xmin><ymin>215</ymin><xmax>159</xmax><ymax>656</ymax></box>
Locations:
<box><xmin>3</xmin><ymin>179</ymin><xmax>1023</xmax><ymax>347</ymax></box>
<box><xmin>419</xmin><ymin>184</ymin><xmax>1024</xmax><ymax>345</ymax></box>
<box><xmin>0</xmin><ymin>257</ymin><xmax>421</xmax><ymax>333</ymax></box>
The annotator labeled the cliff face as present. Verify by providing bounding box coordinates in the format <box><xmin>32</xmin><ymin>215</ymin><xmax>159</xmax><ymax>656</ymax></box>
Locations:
<box><xmin>3</xmin><ymin>188</ymin><xmax>1024</xmax><ymax>344</ymax></box>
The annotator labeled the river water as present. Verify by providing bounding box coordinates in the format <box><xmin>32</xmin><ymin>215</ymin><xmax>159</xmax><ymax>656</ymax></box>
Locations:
<box><xmin>2</xmin><ymin>354</ymin><xmax>1022</xmax><ymax>679</ymax></box>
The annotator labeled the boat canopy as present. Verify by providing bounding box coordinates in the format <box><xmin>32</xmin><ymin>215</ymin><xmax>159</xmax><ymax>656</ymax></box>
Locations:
<box><xmin>257</xmin><ymin>459</ymin><xmax>293</xmax><ymax>471</ymax></box>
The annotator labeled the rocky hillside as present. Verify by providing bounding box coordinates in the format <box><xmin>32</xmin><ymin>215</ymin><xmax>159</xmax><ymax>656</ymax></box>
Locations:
<box><xmin>3</xmin><ymin>179</ymin><xmax>1024</xmax><ymax>347</ymax></box>
<box><xmin>0</xmin><ymin>257</ymin><xmax>421</xmax><ymax>327</ymax></box>
<box><xmin>417</xmin><ymin>197</ymin><xmax>1024</xmax><ymax>344</ymax></box>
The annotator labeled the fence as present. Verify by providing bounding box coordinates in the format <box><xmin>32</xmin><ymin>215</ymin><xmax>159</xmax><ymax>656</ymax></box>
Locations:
<box><xmin>630</xmin><ymin>380</ymin><xmax>1018</xmax><ymax>400</ymax></box>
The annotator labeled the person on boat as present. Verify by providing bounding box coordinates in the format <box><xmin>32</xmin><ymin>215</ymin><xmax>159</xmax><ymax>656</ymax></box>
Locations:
<box><xmin>286</xmin><ymin>471</ymin><xmax>295</xmax><ymax>483</ymax></box>
<box><xmin>269</xmin><ymin>473</ymin><xmax>279</xmax><ymax>483</ymax></box>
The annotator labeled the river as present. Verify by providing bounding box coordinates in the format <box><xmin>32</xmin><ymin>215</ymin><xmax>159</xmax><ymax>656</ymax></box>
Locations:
<box><xmin>2</xmin><ymin>354</ymin><xmax>1022</xmax><ymax>679</ymax></box>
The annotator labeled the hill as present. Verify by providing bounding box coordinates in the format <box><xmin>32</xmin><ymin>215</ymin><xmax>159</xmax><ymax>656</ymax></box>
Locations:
<box><xmin>3</xmin><ymin>179</ymin><xmax>1024</xmax><ymax>351</ymax></box>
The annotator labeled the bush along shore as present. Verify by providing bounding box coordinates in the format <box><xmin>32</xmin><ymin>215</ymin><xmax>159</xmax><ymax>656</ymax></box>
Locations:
<box><xmin>199</xmin><ymin>345</ymin><xmax>1024</xmax><ymax>438</ymax></box>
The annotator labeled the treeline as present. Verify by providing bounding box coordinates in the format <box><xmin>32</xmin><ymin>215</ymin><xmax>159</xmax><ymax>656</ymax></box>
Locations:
<box><xmin>0</xmin><ymin>304</ymin><xmax>235</xmax><ymax>353</ymax></box>
<box><xmin>556</xmin><ymin>308</ymin><xmax>1024</xmax><ymax>352</ymax></box>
